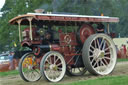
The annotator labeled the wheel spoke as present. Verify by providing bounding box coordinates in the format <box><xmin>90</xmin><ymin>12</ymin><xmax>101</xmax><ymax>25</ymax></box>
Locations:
<box><xmin>23</xmin><ymin>68</ymin><xmax>30</xmax><ymax>75</ymax></box>
<box><xmin>90</xmin><ymin>45</ymin><xmax>95</xmax><ymax>50</ymax></box>
<box><xmin>55</xmin><ymin>57</ymin><xmax>59</xmax><ymax>64</ymax></box>
<box><xmin>54</xmin><ymin>71</ymin><xmax>58</xmax><ymax>78</ymax></box>
<box><xmin>96</xmin><ymin>60</ymin><xmax>100</xmax><ymax>71</ymax></box>
<box><xmin>97</xmin><ymin>60</ymin><xmax>99</xmax><ymax>67</ymax></box>
<box><xmin>99</xmin><ymin>38</ymin><xmax>106</xmax><ymax>50</ymax></box>
<box><xmin>97</xmin><ymin>39</ymin><xmax>100</xmax><ymax>49</ymax></box>
<box><xmin>89</xmin><ymin>56</ymin><xmax>94</xmax><ymax>58</ymax></box>
<box><xmin>56</xmin><ymin>62</ymin><xmax>62</xmax><ymax>66</ymax></box>
<box><xmin>104</xmin><ymin>57</ymin><xmax>111</xmax><ymax>60</ymax></box>
<box><xmin>58</xmin><ymin>67</ymin><xmax>62</xmax><ymax>71</ymax></box>
<box><xmin>34</xmin><ymin>69</ymin><xmax>40</xmax><ymax>74</ymax></box>
<box><xmin>30</xmin><ymin>72</ymin><xmax>34</xmax><ymax>79</ymax></box>
<box><xmin>46</xmin><ymin>70</ymin><xmax>51</xmax><ymax>77</ymax></box>
<box><xmin>78</xmin><ymin>68</ymin><xmax>82</xmax><ymax>72</ymax></box>
<box><xmin>94</xmin><ymin>40</ymin><xmax>97</xmax><ymax>48</ymax></box>
<box><xmin>46</xmin><ymin>59</ymin><xmax>51</xmax><ymax>65</ymax></box>
<box><xmin>31</xmin><ymin>71</ymin><xmax>36</xmax><ymax>78</ymax></box>
<box><xmin>100</xmin><ymin>59</ymin><xmax>107</xmax><ymax>67</ymax></box>
<box><xmin>93</xmin><ymin>60</ymin><xmax>98</xmax><ymax>67</ymax></box>
<box><xmin>54</xmin><ymin>55</ymin><xmax>56</xmax><ymax>64</ymax></box>
<box><xmin>99</xmin><ymin>38</ymin><xmax>104</xmax><ymax>47</ymax></box>
<box><xmin>90</xmin><ymin>57</ymin><xmax>95</xmax><ymax>64</ymax></box>
<box><xmin>102</xmin><ymin>58</ymin><xmax>109</xmax><ymax>65</ymax></box>
<box><xmin>104</xmin><ymin>52</ymin><xmax>110</xmax><ymax>55</ymax></box>
<box><xmin>104</xmin><ymin>45</ymin><xmax>111</xmax><ymax>51</ymax></box>
<box><xmin>89</xmin><ymin>49</ymin><xmax>93</xmax><ymax>53</ymax></box>
<box><xmin>50</xmin><ymin>56</ymin><xmax>52</xmax><ymax>64</ymax></box>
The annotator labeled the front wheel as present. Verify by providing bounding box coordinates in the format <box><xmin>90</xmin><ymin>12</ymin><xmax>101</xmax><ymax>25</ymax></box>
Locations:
<box><xmin>40</xmin><ymin>51</ymin><xmax>66</xmax><ymax>82</ymax></box>
<box><xmin>82</xmin><ymin>34</ymin><xmax>117</xmax><ymax>75</ymax></box>
<box><xmin>19</xmin><ymin>53</ymin><xmax>41</xmax><ymax>82</ymax></box>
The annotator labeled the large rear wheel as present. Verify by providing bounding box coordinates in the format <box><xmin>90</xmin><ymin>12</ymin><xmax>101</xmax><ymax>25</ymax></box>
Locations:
<box><xmin>82</xmin><ymin>34</ymin><xmax>117</xmax><ymax>75</ymax></box>
<box><xmin>19</xmin><ymin>53</ymin><xmax>41</xmax><ymax>82</ymax></box>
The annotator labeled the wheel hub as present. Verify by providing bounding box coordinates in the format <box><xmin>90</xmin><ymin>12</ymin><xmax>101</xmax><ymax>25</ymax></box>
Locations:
<box><xmin>50</xmin><ymin>64</ymin><xmax>58</xmax><ymax>71</ymax></box>
<box><xmin>99</xmin><ymin>51</ymin><xmax>105</xmax><ymax>58</ymax></box>
<box><xmin>93</xmin><ymin>49</ymin><xmax>105</xmax><ymax>59</ymax></box>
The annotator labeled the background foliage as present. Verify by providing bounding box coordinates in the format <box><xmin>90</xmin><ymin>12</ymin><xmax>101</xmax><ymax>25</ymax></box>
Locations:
<box><xmin>0</xmin><ymin>0</ymin><xmax>127</xmax><ymax>52</ymax></box>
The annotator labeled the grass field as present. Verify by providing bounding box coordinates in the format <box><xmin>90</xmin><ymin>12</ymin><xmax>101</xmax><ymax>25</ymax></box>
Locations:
<box><xmin>117</xmin><ymin>58</ymin><xmax>128</xmax><ymax>62</ymax></box>
<box><xmin>0</xmin><ymin>70</ymin><xmax>19</xmax><ymax>77</ymax></box>
<box><xmin>57</xmin><ymin>75</ymin><xmax>128</xmax><ymax>85</ymax></box>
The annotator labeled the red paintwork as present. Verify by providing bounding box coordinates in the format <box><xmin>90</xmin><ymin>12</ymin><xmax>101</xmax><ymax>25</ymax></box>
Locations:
<box><xmin>21</xmin><ymin>25</ymin><xmax>93</xmax><ymax>65</ymax></box>
<box><xmin>50</xmin><ymin>44</ymin><xmax>60</xmax><ymax>51</ymax></box>
<box><xmin>0</xmin><ymin>63</ymin><xmax>10</xmax><ymax>72</ymax></box>
<box><xmin>79</xmin><ymin>24</ymin><xmax>95</xmax><ymax>44</ymax></box>
<box><xmin>33</xmin><ymin>47</ymin><xmax>41</xmax><ymax>56</ymax></box>
<box><xmin>58</xmin><ymin>32</ymin><xmax>78</xmax><ymax>65</ymax></box>
<box><xmin>59</xmin><ymin>32</ymin><xmax>77</xmax><ymax>46</ymax></box>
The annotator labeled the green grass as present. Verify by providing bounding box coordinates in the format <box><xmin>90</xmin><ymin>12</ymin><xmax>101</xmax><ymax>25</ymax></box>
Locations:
<box><xmin>117</xmin><ymin>58</ymin><xmax>128</xmax><ymax>62</ymax></box>
<box><xmin>56</xmin><ymin>75</ymin><xmax>128</xmax><ymax>85</ymax></box>
<box><xmin>0</xmin><ymin>70</ymin><xmax>19</xmax><ymax>77</ymax></box>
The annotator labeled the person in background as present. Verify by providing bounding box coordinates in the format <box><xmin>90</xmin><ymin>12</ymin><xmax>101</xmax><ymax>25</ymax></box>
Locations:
<box><xmin>123</xmin><ymin>45</ymin><xmax>127</xmax><ymax>55</ymax></box>
<box><xmin>120</xmin><ymin>44</ymin><xmax>127</xmax><ymax>58</ymax></box>
<box><xmin>9</xmin><ymin>52</ymin><xmax>15</xmax><ymax>70</ymax></box>
<box><xmin>96</xmin><ymin>23</ymin><xmax>105</xmax><ymax>33</ymax></box>
<box><xmin>115</xmin><ymin>45</ymin><xmax>118</xmax><ymax>52</ymax></box>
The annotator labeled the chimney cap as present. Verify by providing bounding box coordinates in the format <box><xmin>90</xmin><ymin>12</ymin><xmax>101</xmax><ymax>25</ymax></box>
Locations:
<box><xmin>34</xmin><ymin>9</ymin><xmax>45</xmax><ymax>13</ymax></box>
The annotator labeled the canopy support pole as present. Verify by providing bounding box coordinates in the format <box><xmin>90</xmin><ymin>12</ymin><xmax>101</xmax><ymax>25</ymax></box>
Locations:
<box><xmin>107</xmin><ymin>23</ymin><xmax>110</xmax><ymax>34</ymax></box>
<box><xmin>28</xmin><ymin>17</ymin><xmax>33</xmax><ymax>41</ymax></box>
<box><xmin>17</xmin><ymin>19</ymin><xmax>22</xmax><ymax>42</ymax></box>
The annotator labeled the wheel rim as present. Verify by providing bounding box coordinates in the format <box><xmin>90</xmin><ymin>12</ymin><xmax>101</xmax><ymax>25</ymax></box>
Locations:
<box><xmin>21</xmin><ymin>54</ymin><xmax>41</xmax><ymax>81</ymax></box>
<box><xmin>83</xmin><ymin>34</ymin><xmax>117</xmax><ymax>75</ymax></box>
<box><xmin>42</xmin><ymin>52</ymin><xmax>66</xmax><ymax>82</ymax></box>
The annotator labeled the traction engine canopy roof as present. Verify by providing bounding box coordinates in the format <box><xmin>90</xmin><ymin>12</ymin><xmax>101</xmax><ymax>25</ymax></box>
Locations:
<box><xmin>9</xmin><ymin>13</ymin><xmax>119</xmax><ymax>26</ymax></box>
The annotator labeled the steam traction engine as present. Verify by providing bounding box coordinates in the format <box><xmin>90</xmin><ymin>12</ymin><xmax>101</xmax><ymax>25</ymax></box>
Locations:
<box><xmin>9</xmin><ymin>13</ymin><xmax>119</xmax><ymax>82</ymax></box>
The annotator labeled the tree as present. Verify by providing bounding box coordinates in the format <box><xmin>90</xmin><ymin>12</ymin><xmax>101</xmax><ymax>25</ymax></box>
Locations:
<box><xmin>0</xmin><ymin>0</ymin><xmax>52</xmax><ymax>53</ymax></box>
<box><xmin>53</xmin><ymin>0</ymin><xmax>128</xmax><ymax>37</ymax></box>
